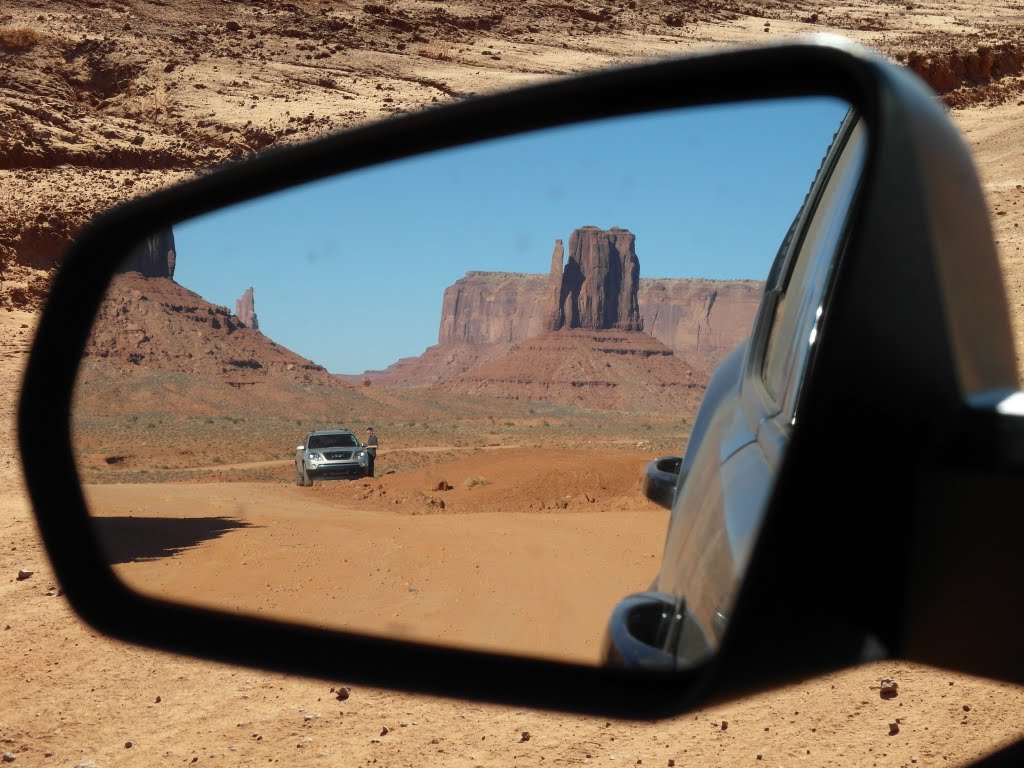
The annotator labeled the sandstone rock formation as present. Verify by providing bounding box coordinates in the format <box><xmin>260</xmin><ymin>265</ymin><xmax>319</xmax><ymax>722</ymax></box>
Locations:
<box><xmin>353</xmin><ymin>226</ymin><xmax>764</xmax><ymax>389</ymax></box>
<box><xmin>118</xmin><ymin>227</ymin><xmax>176</xmax><ymax>278</ymax></box>
<box><xmin>428</xmin><ymin>272</ymin><xmax>761</xmax><ymax>377</ymax></box>
<box><xmin>548</xmin><ymin>226</ymin><xmax>642</xmax><ymax>332</ymax></box>
<box><xmin>434</xmin><ymin>227</ymin><xmax>707</xmax><ymax>412</ymax></box>
<box><xmin>235</xmin><ymin>286</ymin><xmax>259</xmax><ymax>330</ymax></box>
<box><xmin>545</xmin><ymin>239</ymin><xmax>565</xmax><ymax>331</ymax></box>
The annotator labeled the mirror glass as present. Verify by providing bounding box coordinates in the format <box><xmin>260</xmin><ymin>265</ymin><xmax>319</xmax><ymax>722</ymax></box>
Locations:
<box><xmin>72</xmin><ymin>96</ymin><xmax>858</xmax><ymax>667</ymax></box>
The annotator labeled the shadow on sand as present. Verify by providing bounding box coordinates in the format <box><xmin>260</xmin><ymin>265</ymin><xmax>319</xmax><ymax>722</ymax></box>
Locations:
<box><xmin>92</xmin><ymin>516</ymin><xmax>255</xmax><ymax>564</ymax></box>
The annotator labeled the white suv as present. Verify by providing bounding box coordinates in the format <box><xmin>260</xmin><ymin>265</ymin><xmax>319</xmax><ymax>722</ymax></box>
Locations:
<box><xmin>294</xmin><ymin>429</ymin><xmax>369</xmax><ymax>486</ymax></box>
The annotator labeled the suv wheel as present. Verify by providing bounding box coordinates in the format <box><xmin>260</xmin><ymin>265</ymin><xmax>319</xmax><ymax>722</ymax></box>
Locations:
<box><xmin>296</xmin><ymin>462</ymin><xmax>313</xmax><ymax>487</ymax></box>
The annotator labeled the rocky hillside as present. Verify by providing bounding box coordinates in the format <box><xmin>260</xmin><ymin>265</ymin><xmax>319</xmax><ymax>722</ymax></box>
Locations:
<box><xmin>437</xmin><ymin>329</ymin><xmax>708</xmax><ymax>413</ymax></box>
<box><xmin>83</xmin><ymin>272</ymin><xmax>337</xmax><ymax>385</ymax></box>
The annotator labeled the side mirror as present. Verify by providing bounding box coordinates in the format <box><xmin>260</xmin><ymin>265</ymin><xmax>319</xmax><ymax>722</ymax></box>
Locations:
<box><xmin>641</xmin><ymin>456</ymin><xmax>683</xmax><ymax>509</ymax></box>
<box><xmin>601</xmin><ymin>593</ymin><xmax>680</xmax><ymax>671</ymax></box>
<box><xmin>20</xmin><ymin>36</ymin><xmax>1024</xmax><ymax>718</ymax></box>
<box><xmin>296</xmin><ymin>445</ymin><xmax>305</xmax><ymax>451</ymax></box>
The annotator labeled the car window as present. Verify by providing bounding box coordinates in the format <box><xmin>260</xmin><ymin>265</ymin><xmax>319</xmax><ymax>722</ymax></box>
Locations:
<box><xmin>761</xmin><ymin>120</ymin><xmax>867</xmax><ymax>418</ymax></box>
<box><xmin>309</xmin><ymin>434</ymin><xmax>357</xmax><ymax>449</ymax></box>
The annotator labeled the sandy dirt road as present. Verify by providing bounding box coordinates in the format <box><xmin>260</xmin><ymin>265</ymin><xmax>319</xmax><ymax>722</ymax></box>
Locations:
<box><xmin>84</xmin><ymin>480</ymin><xmax>668</xmax><ymax>665</ymax></box>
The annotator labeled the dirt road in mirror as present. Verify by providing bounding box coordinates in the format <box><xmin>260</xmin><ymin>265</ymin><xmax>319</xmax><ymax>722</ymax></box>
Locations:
<box><xmin>84</xmin><ymin>477</ymin><xmax>668</xmax><ymax>665</ymax></box>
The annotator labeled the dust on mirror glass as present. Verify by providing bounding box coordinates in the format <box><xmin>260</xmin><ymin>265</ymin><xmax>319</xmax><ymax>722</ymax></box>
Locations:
<box><xmin>72</xmin><ymin>97</ymin><xmax>857</xmax><ymax>667</ymax></box>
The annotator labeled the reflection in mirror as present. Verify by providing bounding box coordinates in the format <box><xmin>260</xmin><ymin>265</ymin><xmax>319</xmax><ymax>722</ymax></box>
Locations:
<box><xmin>72</xmin><ymin>97</ymin><xmax>860</xmax><ymax>667</ymax></box>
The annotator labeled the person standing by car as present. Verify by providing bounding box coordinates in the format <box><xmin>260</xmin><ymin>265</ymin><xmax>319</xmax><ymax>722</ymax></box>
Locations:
<box><xmin>365</xmin><ymin>427</ymin><xmax>379</xmax><ymax>477</ymax></box>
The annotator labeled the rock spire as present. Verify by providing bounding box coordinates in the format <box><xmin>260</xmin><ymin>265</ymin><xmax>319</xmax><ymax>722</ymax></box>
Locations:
<box><xmin>235</xmin><ymin>286</ymin><xmax>259</xmax><ymax>330</ymax></box>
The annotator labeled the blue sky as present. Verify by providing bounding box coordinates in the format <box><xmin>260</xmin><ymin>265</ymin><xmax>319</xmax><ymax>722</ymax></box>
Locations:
<box><xmin>172</xmin><ymin>96</ymin><xmax>852</xmax><ymax>374</ymax></box>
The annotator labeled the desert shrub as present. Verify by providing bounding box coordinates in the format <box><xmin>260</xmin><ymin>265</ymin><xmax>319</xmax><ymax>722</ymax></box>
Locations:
<box><xmin>0</xmin><ymin>27</ymin><xmax>41</xmax><ymax>52</ymax></box>
<box><xmin>464</xmin><ymin>475</ymin><xmax>490</xmax><ymax>489</ymax></box>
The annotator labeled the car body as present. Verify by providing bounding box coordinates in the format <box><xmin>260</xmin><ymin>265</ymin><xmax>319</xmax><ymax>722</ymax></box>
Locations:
<box><xmin>294</xmin><ymin>429</ymin><xmax>368</xmax><ymax>485</ymax></box>
<box><xmin>604</xmin><ymin>109</ymin><xmax>868</xmax><ymax>670</ymax></box>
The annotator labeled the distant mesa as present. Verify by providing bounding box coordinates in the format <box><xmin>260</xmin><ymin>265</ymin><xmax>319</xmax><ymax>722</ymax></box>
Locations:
<box><xmin>235</xmin><ymin>286</ymin><xmax>259</xmax><ymax>330</ymax></box>
<box><xmin>356</xmin><ymin>226</ymin><xmax>763</xmax><ymax>390</ymax></box>
<box><xmin>119</xmin><ymin>228</ymin><xmax>176</xmax><ymax>279</ymax></box>
<box><xmin>435</xmin><ymin>227</ymin><xmax>706</xmax><ymax>412</ymax></box>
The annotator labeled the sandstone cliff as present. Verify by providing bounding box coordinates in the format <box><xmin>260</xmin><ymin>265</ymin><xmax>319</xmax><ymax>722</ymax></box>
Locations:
<box><xmin>438</xmin><ymin>271</ymin><xmax>550</xmax><ymax>345</ymax></box>
<box><xmin>639</xmin><ymin>278</ymin><xmax>763</xmax><ymax>373</ymax></box>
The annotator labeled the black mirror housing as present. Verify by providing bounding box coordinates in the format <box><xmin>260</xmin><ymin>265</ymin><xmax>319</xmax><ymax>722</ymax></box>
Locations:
<box><xmin>642</xmin><ymin>456</ymin><xmax>683</xmax><ymax>509</ymax></box>
<box><xmin>19</xmin><ymin>35</ymin><xmax>1024</xmax><ymax>717</ymax></box>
